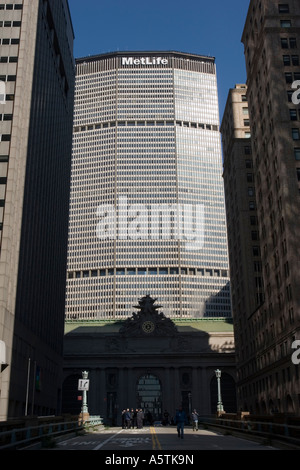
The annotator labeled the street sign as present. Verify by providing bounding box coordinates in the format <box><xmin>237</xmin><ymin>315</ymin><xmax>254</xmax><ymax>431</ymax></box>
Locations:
<box><xmin>78</xmin><ymin>379</ymin><xmax>90</xmax><ymax>391</ymax></box>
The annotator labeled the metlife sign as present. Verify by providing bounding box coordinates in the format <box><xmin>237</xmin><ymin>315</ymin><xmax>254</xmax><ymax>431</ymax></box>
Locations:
<box><xmin>121</xmin><ymin>56</ymin><xmax>169</xmax><ymax>66</ymax></box>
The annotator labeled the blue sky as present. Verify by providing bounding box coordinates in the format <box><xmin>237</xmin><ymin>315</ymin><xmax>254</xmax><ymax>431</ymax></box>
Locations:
<box><xmin>68</xmin><ymin>0</ymin><xmax>250</xmax><ymax>119</ymax></box>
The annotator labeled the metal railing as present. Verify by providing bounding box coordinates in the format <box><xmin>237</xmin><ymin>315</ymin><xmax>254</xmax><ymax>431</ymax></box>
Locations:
<box><xmin>0</xmin><ymin>419</ymin><xmax>83</xmax><ymax>450</ymax></box>
<box><xmin>0</xmin><ymin>415</ymin><xmax>104</xmax><ymax>450</ymax></box>
<box><xmin>200</xmin><ymin>416</ymin><xmax>300</xmax><ymax>447</ymax></box>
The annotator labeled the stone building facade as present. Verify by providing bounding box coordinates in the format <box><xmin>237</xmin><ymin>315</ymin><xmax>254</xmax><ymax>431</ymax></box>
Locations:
<box><xmin>62</xmin><ymin>296</ymin><xmax>236</xmax><ymax>424</ymax></box>
<box><xmin>221</xmin><ymin>0</ymin><xmax>300</xmax><ymax>416</ymax></box>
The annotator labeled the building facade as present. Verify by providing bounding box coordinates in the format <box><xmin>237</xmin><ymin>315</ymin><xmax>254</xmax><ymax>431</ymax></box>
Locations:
<box><xmin>65</xmin><ymin>51</ymin><xmax>231</xmax><ymax>320</ymax></box>
<box><xmin>62</xmin><ymin>296</ymin><xmax>236</xmax><ymax>424</ymax></box>
<box><xmin>222</xmin><ymin>0</ymin><xmax>300</xmax><ymax>415</ymax></box>
<box><xmin>221</xmin><ymin>84</ymin><xmax>265</xmax><ymax>413</ymax></box>
<box><xmin>0</xmin><ymin>0</ymin><xmax>74</xmax><ymax>420</ymax></box>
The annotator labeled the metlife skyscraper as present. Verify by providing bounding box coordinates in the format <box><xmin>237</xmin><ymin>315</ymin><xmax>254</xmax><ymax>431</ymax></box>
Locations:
<box><xmin>66</xmin><ymin>51</ymin><xmax>231</xmax><ymax>320</ymax></box>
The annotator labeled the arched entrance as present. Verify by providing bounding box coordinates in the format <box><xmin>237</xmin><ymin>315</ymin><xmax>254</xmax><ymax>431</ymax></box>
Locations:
<box><xmin>136</xmin><ymin>374</ymin><xmax>162</xmax><ymax>423</ymax></box>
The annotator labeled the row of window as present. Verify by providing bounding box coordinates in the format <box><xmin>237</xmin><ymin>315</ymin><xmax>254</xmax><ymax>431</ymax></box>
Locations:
<box><xmin>0</xmin><ymin>4</ymin><xmax>22</xmax><ymax>10</ymax></box>
<box><xmin>0</xmin><ymin>134</ymin><xmax>10</xmax><ymax>141</ymax></box>
<box><xmin>0</xmin><ymin>38</ymin><xmax>19</xmax><ymax>45</ymax></box>
<box><xmin>74</xmin><ymin>120</ymin><xmax>219</xmax><ymax>133</ymax></box>
<box><xmin>285</xmin><ymin>71</ymin><xmax>300</xmax><ymax>83</ymax></box>
<box><xmin>0</xmin><ymin>114</ymin><xmax>12</xmax><ymax>120</ymax></box>
<box><xmin>281</xmin><ymin>34</ymin><xmax>300</xmax><ymax>168</ymax></box>
<box><xmin>0</xmin><ymin>74</ymin><xmax>16</xmax><ymax>81</ymax></box>
<box><xmin>281</xmin><ymin>37</ymin><xmax>297</xmax><ymax>49</ymax></box>
<box><xmin>68</xmin><ymin>266</ymin><xmax>229</xmax><ymax>279</ymax></box>
<box><xmin>283</xmin><ymin>54</ymin><xmax>299</xmax><ymax>66</ymax></box>
<box><xmin>0</xmin><ymin>56</ymin><xmax>17</xmax><ymax>63</ymax></box>
<box><xmin>0</xmin><ymin>21</ymin><xmax>21</xmax><ymax>27</ymax></box>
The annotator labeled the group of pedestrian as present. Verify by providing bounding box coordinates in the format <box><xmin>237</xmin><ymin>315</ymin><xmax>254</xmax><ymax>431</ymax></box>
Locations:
<box><xmin>121</xmin><ymin>406</ymin><xmax>199</xmax><ymax>439</ymax></box>
<box><xmin>122</xmin><ymin>408</ymin><xmax>145</xmax><ymax>429</ymax></box>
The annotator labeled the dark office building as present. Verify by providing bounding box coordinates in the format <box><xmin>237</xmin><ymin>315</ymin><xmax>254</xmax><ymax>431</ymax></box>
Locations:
<box><xmin>0</xmin><ymin>0</ymin><xmax>74</xmax><ymax>420</ymax></box>
<box><xmin>222</xmin><ymin>0</ymin><xmax>300</xmax><ymax>415</ymax></box>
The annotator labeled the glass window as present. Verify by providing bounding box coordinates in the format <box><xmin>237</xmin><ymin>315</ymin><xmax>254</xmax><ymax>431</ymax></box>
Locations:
<box><xmin>287</xmin><ymin>90</ymin><xmax>293</xmax><ymax>102</ymax></box>
<box><xmin>253</xmin><ymin>246</ymin><xmax>261</xmax><ymax>256</ymax></box>
<box><xmin>149</xmin><ymin>268</ymin><xmax>157</xmax><ymax>275</ymax></box>
<box><xmin>116</xmin><ymin>268</ymin><xmax>125</xmax><ymax>275</ymax></box>
<box><xmin>278</xmin><ymin>4</ymin><xmax>290</xmax><ymax>13</ymax></box>
<box><xmin>138</xmin><ymin>268</ymin><xmax>147</xmax><ymax>275</ymax></box>
<box><xmin>159</xmin><ymin>268</ymin><xmax>168</xmax><ymax>274</ymax></box>
<box><xmin>285</xmin><ymin>72</ymin><xmax>293</xmax><ymax>83</ymax></box>
<box><xmin>281</xmin><ymin>20</ymin><xmax>291</xmax><ymax>28</ymax></box>
<box><xmin>281</xmin><ymin>38</ymin><xmax>289</xmax><ymax>48</ymax></box>
<box><xmin>294</xmin><ymin>148</ymin><xmax>300</xmax><ymax>160</ymax></box>
<box><xmin>290</xmin><ymin>109</ymin><xmax>297</xmax><ymax>120</ymax></box>
<box><xmin>292</xmin><ymin>128</ymin><xmax>300</xmax><ymax>140</ymax></box>
<box><xmin>283</xmin><ymin>55</ymin><xmax>291</xmax><ymax>65</ymax></box>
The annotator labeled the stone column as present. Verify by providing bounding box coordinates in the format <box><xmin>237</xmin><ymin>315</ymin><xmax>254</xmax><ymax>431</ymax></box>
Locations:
<box><xmin>192</xmin><ymin>367</ymin><xmax>198</xmax><ymax>412</ymax></box>
<box><xmin>98</xmin><ymin>368</ymin><xmax>106</xmax><ymax>419</ymax></box>
<box><xmin>118</xmin><ymin>368</ymin><xmax>127</xmax><ymax>426</ymax></box>
<box><xmin>200</xmin><ymin>367</ymin><xmax>208</xmax><ymax>416</ymax></box>
<box><xmin>163</xmin><ymin>367</ymin><xmax>171</xmax><ymax>422</ymax></box>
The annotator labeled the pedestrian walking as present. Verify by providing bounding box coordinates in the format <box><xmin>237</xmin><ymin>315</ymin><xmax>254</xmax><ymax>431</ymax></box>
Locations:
<box><xmin>192</xmin><ymin>409</ymin><xmax>199</xmax><ymax>431</ymax></box>
<box><xmin>131</xmin><ymin>408</ymin><xmax>137</xmax><ymax>428</ymax></box>
<box><xmin>121</xmin><ymin>409</ymin><xmax>126</xmax><ymax>429</ymax></box>
<box><xmin>137</xmin><ymin>409</ymin><xmax>144</xmax><ymax>429</ymax></box>
<box><xmin>174</xmin><ymin>406</ymin><xmax>187</xmax><ymax>439</ymax></box>
<box><xmin>125</xmin><ymin>408</ymin><xmax>131</xmax><ymax>429</ymax></box>
<box><xmin>163</xmin><ymin>410</ymin><xmax>169</xmax><ymax>425</ymax></box>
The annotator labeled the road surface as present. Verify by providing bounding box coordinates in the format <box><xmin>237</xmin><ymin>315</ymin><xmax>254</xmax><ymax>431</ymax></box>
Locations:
<box><xmin>52</xmin><ymin>425</ymin><xmax>276</xmax><ymax>452</ymax></box>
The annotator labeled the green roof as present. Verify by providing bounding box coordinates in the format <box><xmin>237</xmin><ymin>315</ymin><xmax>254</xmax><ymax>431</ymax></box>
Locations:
<box><xmin>64</xmin><ymin>317</ymin><xmax>234</xmax><ymax>335</ymax></box>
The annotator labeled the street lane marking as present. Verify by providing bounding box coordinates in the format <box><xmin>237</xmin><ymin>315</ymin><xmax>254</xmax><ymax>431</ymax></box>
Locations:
<box><xmin>150</xmin><ymin>426</ymin><xmax>161</xmax><ymax>450</ymax></box>
<box><xmin>93</xmin><ymin>429</ymin><xmax>124</xmax><ymax>450</ymax></box>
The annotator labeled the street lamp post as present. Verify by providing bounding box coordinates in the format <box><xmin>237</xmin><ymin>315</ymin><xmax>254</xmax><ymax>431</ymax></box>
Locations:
<box><xmin>81</xmin><ymin>370</ymin><xmax>89</xmax><ymax>415</ymax></box>
<box><xmin>78</xmin><ymin>370</ymin><xmax>90</xmax><ymax>425</ymax></box>
<box><xmin>215</xmin><ymin>369</ymin><xmax>224</xmax><ymax>416</ymax></box>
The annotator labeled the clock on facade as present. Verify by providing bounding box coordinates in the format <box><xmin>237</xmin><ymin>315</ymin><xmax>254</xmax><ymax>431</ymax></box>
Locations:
<box><xmin>142</xmin><ymin>321</ymin><xmax>155</xmax><ymax>334</ymax></box>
